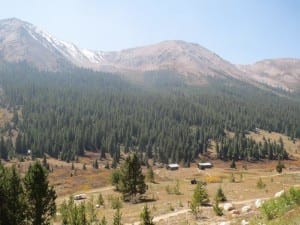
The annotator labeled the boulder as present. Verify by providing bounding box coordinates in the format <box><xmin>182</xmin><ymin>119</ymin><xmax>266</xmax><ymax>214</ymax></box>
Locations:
<box><xmin>219</xmin><ymin>222</ymin><xmax>230</xmax><ymax>225</ymax></box>
<box><xmin>231</xmin><ymin>209</ymin><xmax>240</xmax><ymax>215</ymax></box>
<box><xmin>255</xmin><ymin>199</ymin><xmax>264</xmax><ymax>208</ymax></box>
<box><xmin>223</xmin><ymin>203</ymin><xmax>234</xmax><ymax>211</ymax></box>
<box><xmin>241</xmin><ymin>205</ymin><xmax>251</xmax><ymax>213</ymax></box>
<box><xmin>241</xmin><ymin>219</ymin><xmax>249</xmax><ymax>225</ymax></box>
<box><xmin>274</xmin><ymin>190</ymin><xmax>285</xmax><ymax>198</ymax></box>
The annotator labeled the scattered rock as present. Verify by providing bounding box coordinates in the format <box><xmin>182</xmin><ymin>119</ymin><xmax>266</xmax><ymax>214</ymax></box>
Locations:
<box><xmin>274</xmin><ymin>190</ymin><xmax>285</xmax><ymax>198</ymax></box>
<box><xmin>219</xmin><ymin>222</ymin><xmax>230</xmax><ymax>225</ymax></box>
<box><xmin>223</xmin><ymin>203</ymin><xmax>234</xmax><ymax>211</ymax></box>
<box><xmin>231</xmin><ymin>209</ymin><xmax>240</xmax><ymax>215</ymax></box>
<box><xmin>231</xmin><ymin>213</ymin><xmax>239</xmax><ymax>218</ymax></box>
<box><xmin>241</xmin><ymin>205</ymin><xmax>251</xmax><ymax>213</ymax></box>
<box><xmin>241</xmin><ymin>219</ymin><xmax>249</xmax><ymax>225</ymax></box>
<box><xmin>255</xmin><ymin>199</ymin><xmax>264</xmax><ymax>208</ymax></box>
<box><xmin>96</xmin><ymin>204</ymin><xmax>100</xmax><ymax>208</ymax></box>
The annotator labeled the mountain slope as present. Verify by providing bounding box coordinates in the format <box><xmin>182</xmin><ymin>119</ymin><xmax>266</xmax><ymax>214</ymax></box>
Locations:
<box><xmin>98</xmin><ymin>40</ymin><xmax>243</xmax><ymax>84</ymax></box>
<box><xmin>0</xmin><ymin>18</ymin><xmax>242</xmax><ymax>83</ymax></box>
<box><xmin>239</xmin><ymin>59</ymin><xmax>300</xmax><ymax>91</ymax></box>
<box><xmin>0</xmin><ymin>18</ymin><xmax>299</xmax><ymax>91</ymax></box>
<box><xmin>0</xmin><ymin>18</ymin><xmax>105</xmax><ymax>70</ymax></box>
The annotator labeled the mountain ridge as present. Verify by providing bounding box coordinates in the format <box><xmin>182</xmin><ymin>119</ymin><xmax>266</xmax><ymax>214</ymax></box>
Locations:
<box><xmin>238</xmin><ymin>58</ymin><xmax>300</xmax><ymax>91</ymax></box>
<box><xmin>0</xmin><ymin>18</ymin><xmax>299</xmax><ymax>91</ymax></box>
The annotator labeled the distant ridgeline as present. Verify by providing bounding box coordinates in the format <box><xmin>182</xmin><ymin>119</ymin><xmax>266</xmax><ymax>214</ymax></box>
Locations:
<box><xmin>0</xmin><ymin>63</ymin><xmax>299</xmax><ymax>164</ymax></box>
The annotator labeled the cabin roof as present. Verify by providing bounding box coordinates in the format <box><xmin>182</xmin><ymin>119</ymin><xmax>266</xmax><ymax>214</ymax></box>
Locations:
<box><xmin>168</xmin><ymin>163</ymin><xmax>179</xmax><ymax>167</ymax></box>
<box><xmin>198</xmin><ymin>162</ymin><xmax>212</xmax><ymax>166</ymax></box>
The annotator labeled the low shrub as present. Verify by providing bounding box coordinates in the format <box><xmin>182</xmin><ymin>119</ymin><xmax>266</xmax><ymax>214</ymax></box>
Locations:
<box><xmin>257</xmin><ymin>177</ymin><xmax>266</xmax><ymax>189</ymax></box>
<box><xmin>108</xmin><ymin>195</ymin><xmax>122</xmax><ymax>209</ymax></box>
<box><xmin>261</xmin><ymin>187</ymin><xmax>300</xmax><ymax>220</ymax></box>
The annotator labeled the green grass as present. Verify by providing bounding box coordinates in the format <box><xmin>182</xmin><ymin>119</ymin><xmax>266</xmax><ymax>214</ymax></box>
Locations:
<box><xmin>250</xmin><ymin>187</ymin><xmax>300</xmax><ymax>224</ymax></box>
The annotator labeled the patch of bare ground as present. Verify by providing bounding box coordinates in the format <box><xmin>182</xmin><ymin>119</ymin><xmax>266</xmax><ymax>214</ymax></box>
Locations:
<box><xmin>247</xmin><ymin>130</ymin><xmax>300</xmax><ymax>159</ymax></box>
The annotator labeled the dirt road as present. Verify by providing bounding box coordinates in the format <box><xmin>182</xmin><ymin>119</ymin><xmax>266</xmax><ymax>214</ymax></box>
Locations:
<box><xmin>125</xmin><ymin>208</ymin><xmax>191</xmax><ymax>225</ymax></box>
<box><xmin>56</xmin><ymin>185</ymin><xmax>114</xmax><ymax>204</ymax></box>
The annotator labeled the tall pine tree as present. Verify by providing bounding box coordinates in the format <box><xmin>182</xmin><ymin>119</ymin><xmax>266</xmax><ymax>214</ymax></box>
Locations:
<box><xmin>24</xmin><ymin>161</ymin><xmax>56</xmax><ymax>225</ymax></box>
<box><xmin>118</xmin><ymin>154</ymin><xmax>147</xmax><ymax>202</ymax></box>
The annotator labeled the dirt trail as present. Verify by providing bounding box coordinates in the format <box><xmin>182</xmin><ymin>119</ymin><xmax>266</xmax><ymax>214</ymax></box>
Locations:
<box><xmin>56</xmin><ymin>186</ymin><xmax>114</xmax><ymax>204</ymax></box>
<box><xmin>125</xmin><ymin>196</ymin><xmax>269</xmax><ymax>225</ymax></box>
<box><xmin>125</xmin><ymin>191</ymin><xmax>293</xmax><ymax>225</ymax></box>
<box><xmin>225</xmin><ymin>197</ymin><xmax>270</xmax><ymax>205</ymax></box>
<box><xmin>55</xmin><ymin>172</ymin><xmax>300</xmax><ymax>223</ymax></box>
<box><xmin>126</xmin><ymin>208</ymin><xmax>191</xmax><ymax>225</ymax></box>
<box><xmin>258</xmin><ymin>171</ymin><xmax>300</xmax><ymax>178</ymax></box>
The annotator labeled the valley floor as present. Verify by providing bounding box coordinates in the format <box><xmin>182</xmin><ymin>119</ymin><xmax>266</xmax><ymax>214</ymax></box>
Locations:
<box><xmin>5</xmin><ymin>130</ymin><xmax>300</xmax><ymax>224</ymax></box>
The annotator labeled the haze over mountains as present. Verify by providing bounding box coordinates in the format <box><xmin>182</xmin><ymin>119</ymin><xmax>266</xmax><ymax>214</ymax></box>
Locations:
<box><xmin>0</xmin><ymin>18</ymin><xmax>299</xmax><ymax>91</ymax></box>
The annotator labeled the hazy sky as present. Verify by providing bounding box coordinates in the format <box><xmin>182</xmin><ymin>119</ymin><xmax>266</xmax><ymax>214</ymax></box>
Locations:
<box><xmin>0</xmin><ymin>0</ymin><xmax>299</xmax><ymax>64</ymax></box>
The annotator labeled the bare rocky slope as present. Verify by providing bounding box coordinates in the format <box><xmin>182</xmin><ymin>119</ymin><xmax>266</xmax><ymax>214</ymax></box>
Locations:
<box><xmin>0</xmin><ymin>18</ymin><xmax>104</xmax><ymax>70</ymax></box>
<box><xmin>239</xmin><ymin>59</ymin><xmax>300</xmax><ymax>91</ymax></box>
<box><xmin>99</xmin><ymin>40</ymin><xmax>243</xmax><ymax>84</ymax></box>
<box><xmin>0</xmin><ymin>18</ymin><xmax>299</xmax><ymax>91</ymax></box>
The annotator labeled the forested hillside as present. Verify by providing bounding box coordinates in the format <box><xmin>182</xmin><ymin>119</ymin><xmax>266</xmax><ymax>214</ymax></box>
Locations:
<box><xmin>0</xmin><ymin>63</ymin><xmax>299</xmax><ymax>164</ymax></box>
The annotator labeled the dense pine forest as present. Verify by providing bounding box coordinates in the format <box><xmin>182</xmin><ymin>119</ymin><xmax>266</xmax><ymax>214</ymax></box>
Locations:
<box><xmin>0</xmin><ymin>63</ymin><xmax>299</xmax><ymax>164</ymax></box>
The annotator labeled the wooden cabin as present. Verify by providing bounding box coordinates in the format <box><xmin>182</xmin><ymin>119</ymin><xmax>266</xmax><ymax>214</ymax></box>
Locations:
<box><xmin>167</xmin><ymin>163</ymin><xmax>179</xmax><ymax>170</ymax></box>
<box><xmin>198</xmin><ymin>162</ymin><xmax>213</xmax><ymax>170</ymax></box>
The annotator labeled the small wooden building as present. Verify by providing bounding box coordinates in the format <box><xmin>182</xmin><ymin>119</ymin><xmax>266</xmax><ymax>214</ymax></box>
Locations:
<box><xmin>198</xmin><ymin>162</ymin><xmax>213</xmax><ymax>170</ymax></box>
<box><xmin>167</xmin><ymin>163</ymin><xmax>179</xmax><ymax>170</ymax></box>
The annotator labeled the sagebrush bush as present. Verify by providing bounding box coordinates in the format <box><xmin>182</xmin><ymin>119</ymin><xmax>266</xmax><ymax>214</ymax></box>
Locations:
<box><xmin>108</xmin><ymin>195</ymin><xmax>122</xmax><ymax>209</ymax></box>
<box><xmin>261</xmin><ymin>187</ymin><xmax>300</xmax><ymax>220</ymax></box>
<box><xmin>215</xmin><ymin>186</ymin><xmax>227</xmax><ymax>202</ymax></box>
<box><xmin>257</xmin><ymin>177</ymin><xmax>266</xmax><ymax>189</ymax></box>
<box><xmin>289</xmin><ymin>187</ymin><xmax>300</xmax><ymax>205</ymax></box>
<box><xmin>213</xmin><ymin>200</ymin><xmax>223</xmax><ymax>216</ymax></box>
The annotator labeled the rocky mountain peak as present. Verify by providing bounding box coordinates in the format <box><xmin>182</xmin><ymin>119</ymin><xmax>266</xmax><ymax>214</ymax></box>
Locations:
<box><xmin>0</xmin><ymin>18</ymin><xmax>299</xmax><ymax>91</ymax></box>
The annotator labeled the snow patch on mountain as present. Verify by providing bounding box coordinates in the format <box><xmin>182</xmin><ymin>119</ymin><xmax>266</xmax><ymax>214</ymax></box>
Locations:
<box><xmin>22</xmin><ymin>21</ymin><xmax>104</xmax><ymax>65</ymax></box>
<box><xmin>81</xmin><ymin>49</ymin><xmax>104</xmax><ymax>63</ymax></box>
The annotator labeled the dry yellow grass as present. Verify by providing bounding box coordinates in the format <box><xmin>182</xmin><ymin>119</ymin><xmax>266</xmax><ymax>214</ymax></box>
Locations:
<box><xmin>4</xmin><ymin>130</ymin><xmax>300</xmax><ymax>224</ymax></box>
<box><xmin>7</xmin><ymin>154</ymin><xmax>300</xmax><ymax>224</ymax></box>
<box><xmin>204</xmin><ymin>174</ymin><xmax>223</xmax><ymax>183</ymax></box>
<box><xmin>247</xmin><ymin>130</ymin><xmax>300</xmax><ymax>158</ymax></box>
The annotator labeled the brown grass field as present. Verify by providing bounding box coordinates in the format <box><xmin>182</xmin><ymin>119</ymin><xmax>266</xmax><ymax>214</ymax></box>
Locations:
<box><xmin>3</xmin><ymin>130</ymin><xmax>300</xmax><ymax>224</ymax></box>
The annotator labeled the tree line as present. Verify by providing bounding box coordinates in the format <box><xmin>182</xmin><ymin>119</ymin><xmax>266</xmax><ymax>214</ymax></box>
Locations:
<box><xmin>216</xmin><ymin>133</ymin><xmax>288</xmax><ymax>161</ymax></box>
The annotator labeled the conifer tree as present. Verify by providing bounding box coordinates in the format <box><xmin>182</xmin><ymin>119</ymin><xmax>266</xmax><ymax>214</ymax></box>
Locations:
<box><xmin>24</xmin><ymin>161</ymin><xmax>56</xmax><ymax>225</ymax></box>
<box><xmin>213</xmin><ymin>199</ymin><xmax>223</xmax><ymax>216</ymax></box>
<box><xmin>276</xmin><ymin>160</ymin><xmax>285</xmax><ymax>173</ymax></box>
<box><xmin>140</xmin><ymin>204</ymin><xmax>155</xmax><ymax>225</ymax></box>
<box><xmin>60</xmin><ymin>197</ymin><xmax>89</xmax><ymax>225</ymax></box>
<box><xmin>97</xmin><ymin>193</ymin><xmax>105</xmax><ymax>207</ymax></box>
<box><xmin>87</xmin><ymin>195</ymin><xmax>96</xmax><ymax>223</ymax></box>
<box><xmin>215</xmin><ymin>186</ymin><xmax>227</xmax><ymax>202</ymax></box>
<box><xmin>5</xmin><ymin>166</ymin><xmax>27</xmax><ymax>225</ymax></box>
<box><xmin>230</xmin><ymin>160</ymin><xmax>236</xmax><ymax>169</ymax></box>
<box><xmin>146</xmin><ymin>166</ymin><xmax>155</xmax><ymax>183</ymax></box>
<box><xmin>113</xmin><ymin>208</ymin><xmax>122</xmax><ymax>225</ymax></box>
<box><xmin>15</xmin><ymin>133</ymin><xmax>23</xmax><ymax>154</ymax></box>
<box><xmin>93</xmin><ymin>159</ymin><xmax>99</xmax><ymax>169</ymax></box>
<box><xmin>99</xmin><ymin>216</ymin><xmax>107</xmax><ymax>225</ymax></box>
<box><xmin>0</xmin><ymin>137</ymin><xmax>8</xmax><ymax>160</ymax></box>
<box><xmin>190</xmin><ymin>183</ymin><xmax>209</xmax><ymax>218</ymax></box>
<box><xmin>111</xmin><ymin>169</ymin><xmax>122</xmax><ymax>191</ymax></box>
<box><xmin>0</xmin><ymin>163</ymin><xmax>9</xmax><ymax>225</ymax></box>
<box><xmin>119</xmin><ymin>154</ymin><xmax>147</xmax><ymax>201</ymax></box>
<box><xmin>0</xmin><ymin>165</ymin><xmax>27</xmax><ymax>225</ymax></box>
